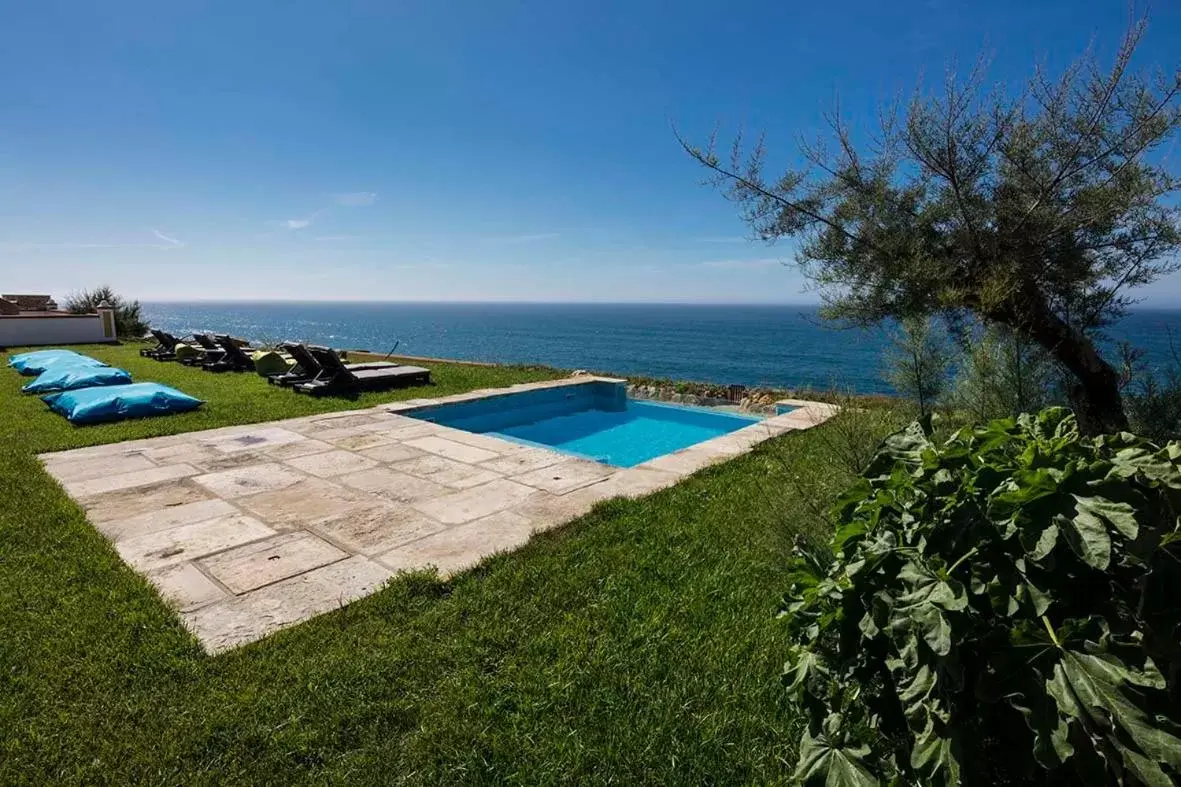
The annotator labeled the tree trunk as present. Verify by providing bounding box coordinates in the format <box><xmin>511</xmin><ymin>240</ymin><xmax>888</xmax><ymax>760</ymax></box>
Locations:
<box><xmin>998</xmin><ymin>294</ymin><xmax>1130</xmax><ymax>436</ymax></box>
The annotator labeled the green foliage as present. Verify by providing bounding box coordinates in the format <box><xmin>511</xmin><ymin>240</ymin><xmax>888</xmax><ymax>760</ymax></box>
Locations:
<box><xmin>684</xmin><ymin>18</ymin><xmax>1181</xmax><ymax>433</ymax></box>
<box><xmin>950</xmin><ymin>323</ymin><xmax>1065</xmax><ymax>422</ymax></box>
<box><xmin>884</xmin><ymin>317</ymin><xmax>952</xmax><ymax>418</ymax></box>
<box><xmin>1126</xmin><ymin>332</ymin><xmax>1181</xmax><ymax>444</ymax></box>
<box><xmin>775</xmin><ymin>390</ymin><xmax>907</xmax><ymax>544</ymax></box>
<box><xmin>781</xmin><ymin>409</ymin><xmax>1181</xmax><ymax>785</ymax></box>
<box><xmin>64</xmin><ymin>285</ymin><xmax>148</xmax><ymax>338</ymax></box>
<box><xmin>1128</xmin><ymin>368</ymin><xmax>1181</xmax><ymax>444</ymax></box>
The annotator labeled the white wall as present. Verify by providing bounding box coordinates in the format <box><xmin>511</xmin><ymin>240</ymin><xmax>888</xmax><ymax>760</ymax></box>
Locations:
<box><xmin>0</xmin><ymin>315</ymin><xmax>108</xmax><ymax>347</ymax></box>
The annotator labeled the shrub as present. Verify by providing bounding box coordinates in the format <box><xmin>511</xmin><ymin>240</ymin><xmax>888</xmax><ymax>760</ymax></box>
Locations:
<box><xmin>64</xmin><ymin>286</ymin><xmax>148</xmax><ymax>339</ymax></box>
<box><xmin>883</xmin><ymin>317</ymin><xmax>952</xmax><ymax>419</ymax></box>
<box><xmin>776</xmin><ymin>390</ymin><xmax>907</xmax><ymax>543</ymax></box>
<box><xmin>949</xmin><ymin>324</ymin><xmax>1065</xmax><ymax>423</ymax></box>
<box><xmin>780</xmin><ymin>408</ymin><xmax>1181</xmax><ymax>785</ymax></box>
<box><xmin>1127</xmin><ymin>369</ymin><xmax>1181</xmax><ymax>445</ymax></box>
<box><xmin>1126</xmin><ymin>331</ymin><xmax>1181</xmax><ymax>443</ymax></box>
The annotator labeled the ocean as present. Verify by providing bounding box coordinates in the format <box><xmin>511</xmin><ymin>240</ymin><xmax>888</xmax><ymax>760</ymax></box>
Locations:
<box><xmin>141</xmin><ymin>302</ymin><xmax>1181</xmax><ymax>395</ymax></box>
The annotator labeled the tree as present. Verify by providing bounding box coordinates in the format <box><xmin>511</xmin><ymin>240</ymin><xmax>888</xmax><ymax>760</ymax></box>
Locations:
<box><xmin>884</xmin><ymin>316</ymin><xmax>951</xmax><ymax>418</ymax></box>
<box><xmin>681</xmin><ymin>16</ymin><xmax>1181</xmax><ymax>434</ymax></box>
<box><xmin>64</xmin><ymin>285</ymin><xmax>148</xmax><ymax>339</ymax></box>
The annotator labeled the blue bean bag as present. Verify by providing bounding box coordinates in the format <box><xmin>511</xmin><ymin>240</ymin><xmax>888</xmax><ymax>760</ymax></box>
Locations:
<box><xmin>10</xmin><ymin>351</ymin><xmax>108</xmax><ymax>376</ymax></box>
<box><xmin>43</xmin><ymin>383</ymin><xmax>204</xmax><ymax>424</ymax></box>
<box><xmin>9</xmin><ymin>349</ymin><xmax>84</xmax><ymax>374</ymax></box>
<box><xmin>22</xmin><ymin>364</ymin><xmax>133</xmax><ymax>394</ymax></box>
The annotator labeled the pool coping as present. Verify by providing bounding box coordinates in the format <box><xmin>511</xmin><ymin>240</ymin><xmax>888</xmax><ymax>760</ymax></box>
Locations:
<box><xmin>40</xmin><ymin>376</ymin><xmax>838</xmax><ymax>653</ymax></box>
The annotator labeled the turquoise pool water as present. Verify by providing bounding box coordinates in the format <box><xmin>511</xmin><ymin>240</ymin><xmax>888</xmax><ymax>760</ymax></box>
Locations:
<box><xmin>407</xmin><ymin>382</ymin><xmax>766</xmax><ymax>467</ymax></box>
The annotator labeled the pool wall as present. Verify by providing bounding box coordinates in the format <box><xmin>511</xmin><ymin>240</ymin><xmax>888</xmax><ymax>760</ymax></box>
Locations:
<box><xmin>406</xmin><ymin>379</ymin><xmax>627</xmax><ymax>434</ymax></box>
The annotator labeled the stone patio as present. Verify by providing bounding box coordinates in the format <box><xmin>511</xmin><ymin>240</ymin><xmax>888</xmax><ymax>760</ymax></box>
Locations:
<box><xmin>41</xmin><ymin>377</ymin><xmax>836</xmax><ymax>652</ymax></box>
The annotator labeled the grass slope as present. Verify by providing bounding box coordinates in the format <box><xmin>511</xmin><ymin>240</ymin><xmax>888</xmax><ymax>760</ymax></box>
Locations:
<box><xmin>1</xmin><ymin>344</ymin><xmax>865</xmax><ymax>784</ymax></box>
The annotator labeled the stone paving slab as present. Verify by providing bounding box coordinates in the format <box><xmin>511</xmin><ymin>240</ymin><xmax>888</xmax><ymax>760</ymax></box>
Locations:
<box><xmin>377</xmin><ymin>511</ymin><xmax>535</xmax><ymax>575</ymax></box>
<box><xmin>234</xmin><ymin>477</ymin><xmax>376</xmax><ymax>529</ymax></box>
<box><xmin>41</xmin><ymin>376</ymin><xmax>836</xmax><ymax>653</ymax></box>
<box><xmin>96</xmin><ymin>498</ymin><xmax>239</xmax><ymax>542</ymax></box>
<box><xmin>44</xmin><ymin>452</ymin><xmax>158</xmax><ymax>484</ymax></box>
<box><xmin>193</xmin><ymin>463</ymin><xmax>307</xmax><ymax>499</ymax></box>
<box><xmin>182</xmin><ymin>556</ymin><xmax>395</xmax><ymax>652</ymax></box>
<box><xmin>311</xmin><ymin>502</ymin><xmax>447</xmax><ymax>555</ymax></box>
<box><xmin>147</xmin><ymin>562</ymin><xmax>229</xmax><ymax>612</ymax></box>
<box><xmin>411</xmin><ymin>478</ymin><xmax>538</xmax><ymax>525</ymax></box>
<box><xmin>404</xmin><ymin>435</ymin><xmax>501</xmax><ymax>464</ymax></box>
<box><xmin>285</xmin><ymin>449</ymin><xmax>379</xmax><ymax>478</ymax></box>
<box><xmin>337</xmin><ymin>466</ymin><xmax>450</xmax><ymax>503</ymax></box>
<box><xmin>116</xmin><ymin>513</ymin><xmax>276</xmax><ymax>573</ymax></box>
<box><xmin>199</xmin><ymin>532</ymin><xmax>348</xmax><ymax>593</ymax></box>
<box><xmin>512</xmin><ymin>459</ymin><xmax>614</xmax><ymax>494</ymax></box>
<box><xmin>200</xmin><ymin>426</ymin><xmax>307</xmax><ymax>454</ymax></box>
<box><xmin>65</xmin><ymin>463</ymin><xmax>199</xmax><ymax>498</ymax></box>
<box><xmin>79</xmin><ymin>479</ymin><xmax>216</xmax><ymax>523</ymax></box>
<box><xmin>386</xmin><ymin>454</ymin><xmax>501</xmax><ymax>489</ymax></box>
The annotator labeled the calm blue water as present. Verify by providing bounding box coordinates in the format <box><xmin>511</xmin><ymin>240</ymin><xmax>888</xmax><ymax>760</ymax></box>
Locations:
<box><xmin>142</xmin><ymin>302</ymin><xmax>1181</xmax><ymax>395</ymax></box>
<box><xmin>498</xmin><ymin>400</ymin><xmax>761</xmax><ymax>467</ymax></box>
<box><xmin>415</xmin><ymin>383</ymin><xmax>762</xmax><ymax>467</ymax></box>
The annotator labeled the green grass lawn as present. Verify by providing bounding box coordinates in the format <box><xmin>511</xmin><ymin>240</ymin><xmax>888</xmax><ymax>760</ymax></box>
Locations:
<box><xmin>1</xmin><ymin>343</ymin><xmax>871</xmax><ymax>784</ymax></box>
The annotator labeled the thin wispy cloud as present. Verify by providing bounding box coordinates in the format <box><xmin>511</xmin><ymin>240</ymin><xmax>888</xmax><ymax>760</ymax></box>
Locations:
<box><xmin>274</xmin><ymin>209</ymin><xmax>324</xmax><ymax>231</ymax></box>
<box><xmin>271</xmin><ymin>193</ymin><xmax>375</xmax><ymax>234</ymax></box>
<box><xmin>331</xmin><ymin>191</ymin><xmax>378</xmax><ymax>207</ymax></box>
<box><xmin>698</xmin><ymin>258</ymin><xmax>784</xmax><ymax>270</ymax></box>
<box><xmin>1</xmin><ymin>230</ymin><xmax>186</xmax><ymax>251</ymax></box>
<box><xmin>152</xmin><ymin>229</ymin><xmax>184</xmax><ymax>247</ymax></box>
<box><xmin>485</xmin><ymin>232</ymin><xmax>560</xmax><ymax>244</ymax></box>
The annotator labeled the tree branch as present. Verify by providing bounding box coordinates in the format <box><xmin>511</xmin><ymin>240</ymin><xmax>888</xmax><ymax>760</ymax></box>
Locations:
<box><xmin>675</xmin><ymin>128</ymin><xmax>880</xmax><ymax>252</ymax></box>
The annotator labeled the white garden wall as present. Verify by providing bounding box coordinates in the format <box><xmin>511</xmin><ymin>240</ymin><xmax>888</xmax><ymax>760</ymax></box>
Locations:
<box><xmin>0</xmin><ymin>314</ymin><xmax>109</xmax><ymax>347</ymax></box>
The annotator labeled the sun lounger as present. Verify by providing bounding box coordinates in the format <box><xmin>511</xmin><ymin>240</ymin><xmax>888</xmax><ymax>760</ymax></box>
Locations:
<box><xmin>270</xmin><ymin>342</ymin><xmax>401</xmax><ymax>387</ymax></box>
<box><xmin>293</xmin><ymin>346</ymin><xmax>429</xmax><ymax>395</ymax></box>
<box><xmin>140</xmin><ymin>329</ymin><xmax>175</xmax><ymax>358</ymax></box>
<box><xmin>179</xmin><ymin>332</ymin><xmax>225</xmax><ymax>366</ymax></box>
<box><xmin>143</xmin><ymin>330</ymin><xmax>184</xmax><ymax>361</ymax></box>
<box><xmin>313</xmin><ymin>345</ymin><xmax>403</xmax><ymax>372</ymax></box>
<box><xmin>267</xmin><ymin>342</ymin><xmax>318</xmax><ymax>386</ymax></box>
<box><xmin>202</xmin><ymin>335</ymin><xmax>256</xmax><ymax>372</ymax></box>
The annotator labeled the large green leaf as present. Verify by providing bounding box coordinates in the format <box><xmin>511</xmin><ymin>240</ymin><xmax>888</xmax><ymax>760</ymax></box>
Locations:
<box><xmin>863</xmin><ymin>421</ymin><xmax>930</xmax><ymax>478</ymax></box>
<box><xmin>1063</xmin><ymin>505</ymin><xmax>1113</xmax><ymax>570</ymax></box>
<box><xmin>1072</xmin><ymin>494</ymin><xmax>1138</xmax><ymax>540</ymax></box>
<box><xmin>909</xmin><ymin>719</ymin><xmax>962</xmax><ymax>785</ymax></box>
<box><xmin>1110</xmin><ymin>446</ymin><xmax>1181</xmax><ymax>488</ymax></box>
<box><xmin>793</xmin><ymin>726</ymin><xmax>880</xmax><ymax>787</ymax></box>
<box><xmin>1046</xmin><ymin>648</ymin><xmax>1181</xmax><ymax>782</ymax></box>
<box><xmin>784</xmin><ymin>647</ymin><xmax>828</xmax><ymax>694</ymax></box>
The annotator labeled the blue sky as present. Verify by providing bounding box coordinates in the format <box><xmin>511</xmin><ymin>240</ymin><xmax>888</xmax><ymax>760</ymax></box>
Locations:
<box><xmin>1</xmin><ymin>0</ymin><xmax>1179</xmax><ymax>303</ymax></box>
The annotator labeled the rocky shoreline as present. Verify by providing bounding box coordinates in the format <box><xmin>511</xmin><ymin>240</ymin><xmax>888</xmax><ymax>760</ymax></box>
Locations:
<box><xmin>625</xmin><ymin>382</ymin><xmax>785</xmax><ymax>414</ymax></box>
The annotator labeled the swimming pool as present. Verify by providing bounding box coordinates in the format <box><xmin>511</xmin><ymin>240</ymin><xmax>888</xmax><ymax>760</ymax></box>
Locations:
<box><xmin>405</xmin><ymin>380</ymin><xmax>767</xmax><ymax>467</ymax></box>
